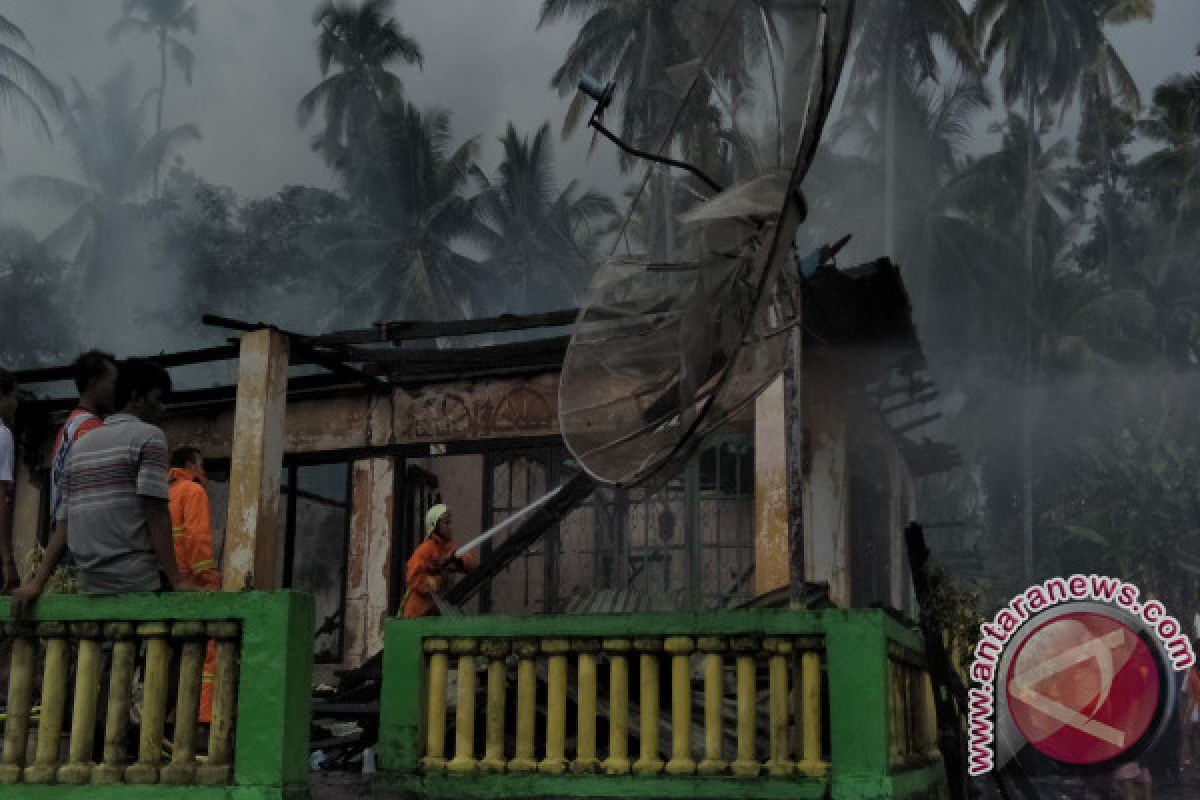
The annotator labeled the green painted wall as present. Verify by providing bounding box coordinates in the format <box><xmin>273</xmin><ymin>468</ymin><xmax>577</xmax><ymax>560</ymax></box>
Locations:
<box><xmin>0</xmin><ymin>591</ymin><xmax>314</xmax><ymax>800</ymax></box>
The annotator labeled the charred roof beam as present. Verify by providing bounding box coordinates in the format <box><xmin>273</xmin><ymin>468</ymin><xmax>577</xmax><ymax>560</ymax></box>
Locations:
<box><xmin>203</xmin><ymin>314</ymin><xmax>390</xmax><ymax>395</ymax></box>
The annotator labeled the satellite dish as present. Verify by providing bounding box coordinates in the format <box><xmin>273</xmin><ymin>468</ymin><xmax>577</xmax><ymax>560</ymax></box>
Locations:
<box><xmin>559</xmin><ymin>0</ymin><xmax>856</xmax><ymax>486</ymax></box>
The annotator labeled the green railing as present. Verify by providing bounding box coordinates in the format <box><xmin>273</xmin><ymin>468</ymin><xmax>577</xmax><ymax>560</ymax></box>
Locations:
<box><xmin>0</xmin><ymin>591</ymin><xmax>313</xmax><ymax>800</ymax></box>
<box><xmin>378</xmin><ymin>608</ymin><xmax>946</xmax><ymax>799</ymax></box>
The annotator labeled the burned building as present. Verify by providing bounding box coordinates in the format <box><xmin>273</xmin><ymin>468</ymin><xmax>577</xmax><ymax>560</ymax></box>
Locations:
<box><xmin>9</xmin><ymin>258</ymin><xmax>952</xmax><ymax>676</ymax></box>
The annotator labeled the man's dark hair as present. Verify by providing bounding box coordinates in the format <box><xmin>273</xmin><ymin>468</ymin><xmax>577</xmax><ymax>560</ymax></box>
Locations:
<box><xmin>71</xmin><ymin>349</ymin><xmax>117</xmax><ymax>394</ymax></box>
<box><xmin>170</xmin><ymin>445</ymin><xmax>202</xmax><ymax>470</ymax></box>
<box><xmin>0</xmin><ymin>368</ymin><xmax>15</xmax><ymax>396</ymax></box>
<box><xmin>114</xmin><ymin>359</ymin><xmax>172</xmax><ymax>411</ymax></box>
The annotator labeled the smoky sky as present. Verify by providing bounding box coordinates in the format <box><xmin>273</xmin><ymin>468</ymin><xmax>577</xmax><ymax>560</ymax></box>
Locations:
<box><xmin>0</xmin><ymin>0</ymin><xmax>625</xmax><ymax>237</ymax></box>
<box><xmin>1</xmin><ymin>1</ymin><xmax>1198</xmax><ymax>236</ymax></box>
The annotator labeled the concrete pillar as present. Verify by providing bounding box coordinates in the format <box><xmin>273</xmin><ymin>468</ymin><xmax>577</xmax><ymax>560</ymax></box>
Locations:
<box><xmin>223</xmin><ymin>329</ymin><xmax>289</xmax><ymax>591</ymax></box>
<box><xmin>802</xmin><ymin>366</ymin><xmax>850</xmax><ymax>607</ymax></box>
<box><xmin>754</xmin><ymin>376</ymin><xmax>790</xmax><ymax>596</ymax></box>
<box><xmin>344</xmin><ymin>457</ymin><xmax>395</xmax><ymax>667</ymax></box>
<box><xmin>888</xmin><ymin>448</ymin><xmax>916</xmax><ymax>611</ymax></box>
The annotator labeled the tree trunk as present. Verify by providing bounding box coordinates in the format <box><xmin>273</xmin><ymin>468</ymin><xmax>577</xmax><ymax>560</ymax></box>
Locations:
<box><xmin>1103</xmin><ymin>158</ymin><xmax>1116</xmax><ymax>280</ymax></box>
<box><xmin>883</xmin><ymin>35</ymin><xmax>898</xmax><ymax>258</ymax></box>
<box><xmin>1021</xmin><ymin>82</ymin><xmax>1037</xmax><ymax>581</ymax></box>
<box><xmin>155</xmin><ymin>27</ymin><xmax>167</xmax><ymax>199</ymax></box>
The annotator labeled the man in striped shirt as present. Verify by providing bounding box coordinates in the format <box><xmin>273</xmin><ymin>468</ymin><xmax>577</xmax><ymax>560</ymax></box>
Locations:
<box><xmin>14</xmin><ymin>359</ymin><xmax>200</xmax><ymax>612</ymax></box>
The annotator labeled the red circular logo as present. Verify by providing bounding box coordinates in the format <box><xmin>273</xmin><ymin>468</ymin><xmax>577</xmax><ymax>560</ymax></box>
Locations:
<box><xmin>1006</xmin><ymin>611</ymin><xmax>1161</xmax><ymax>765</ymax></box>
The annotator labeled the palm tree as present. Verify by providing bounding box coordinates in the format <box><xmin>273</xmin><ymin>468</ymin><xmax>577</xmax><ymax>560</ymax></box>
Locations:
<box><xmin>1136</xmin><ymin>46</ymin><xmax>1200</xmax><ymax>252</ymax></box>
<box><xmin>0</xmin><ymin>13</ymin><xmax>63</xmax><ymax>151</ymax></box>
<box><xmin>542</xmin><ymin>1</ymin><xmax>697</xmax><ymax>144</ymax></box>
<box><xmin>7</xmin><ymin>67</ymin><xmax>199</xmax><ymax>285</ymax></box>
<box><xmin>1073</xmin><ymin>1</ymin><xmax>1153</xmax><ymax>277</ymax></box>
<box><xmin>473</xmin><ymin>122</ymin><xmax>616</xmax><ymax>311</ymax></box>
<box><xmin>0</xmin><ymin>225</ymin><xmax>76</xmax><ymax>366</ymax></box>
<box><xmin>950</xmin><ymin>110</ymin><xmax>1081</xmax><ymax>577</ymax></box>
<box><xmin>542</xmin><ymin>1</ymin><xmax>783</xmax><ymax>267</ymax></box>
<box><xmin>297</xmin><ymin>0</ymin><xmax>422</xmax><ymax>166</ymax></box>
<box><xmin>844</xmin><ymin>0</ymin><xmax>978</xmax><ymax>257</ymax></box>
<box><xmin>972</xmin><ymin>0</ymin><xmax>1129</xmax><ymax>579</ymax></box>
<box><xmin>108</xmin><ymin>0</ymin><xmax>197</xmax><ymax>197</ymax></box>
<box><xmin>325</xmin><ymin>102</ymin><xmax>481</xmax><ymax>323</ymax></box>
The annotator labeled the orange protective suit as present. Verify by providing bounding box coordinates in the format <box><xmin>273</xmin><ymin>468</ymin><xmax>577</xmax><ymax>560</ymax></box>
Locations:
<box><xmin>168</xmin><ymin>467</ymin><xmax>220</xmax><ymax>723</ymax></box>
<box><xmin>401</xmin><ymin>534</ymin><xmax>477</xmax><ymax>618</ymax></box>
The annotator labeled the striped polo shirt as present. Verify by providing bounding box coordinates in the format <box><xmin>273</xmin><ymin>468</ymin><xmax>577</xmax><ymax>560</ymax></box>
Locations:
<box><xmin>56</xmin><ymin>413</ymin><xmax>170</xmax><ymax>595</ymax></box>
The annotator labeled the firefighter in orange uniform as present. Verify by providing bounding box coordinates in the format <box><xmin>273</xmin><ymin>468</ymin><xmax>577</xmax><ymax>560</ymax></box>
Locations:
<box><xmin>168</xmin><ymin>446</ymin><xmax>220</xmax><ymax>724</ymax></box>
<box><xmin>402</xmin><ymin>504</ymin><xmax>477</xmax><ymax>618</ymax></box>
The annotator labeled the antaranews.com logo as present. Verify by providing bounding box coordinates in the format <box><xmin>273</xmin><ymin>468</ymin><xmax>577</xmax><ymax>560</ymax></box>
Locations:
<box><xmin>967</xmin><ymin>574</ymin><xmax>1195</xmax><ymax>776</ymax></box>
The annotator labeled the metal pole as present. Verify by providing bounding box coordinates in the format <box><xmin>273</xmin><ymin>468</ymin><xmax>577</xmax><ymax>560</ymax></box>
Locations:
<box><xmin>786</xmin><ymin>325</ymin><xmax>807</xmax><ymax>608</ymax></box>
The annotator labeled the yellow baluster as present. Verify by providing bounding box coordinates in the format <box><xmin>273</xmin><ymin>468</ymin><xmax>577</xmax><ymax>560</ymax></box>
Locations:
<box><xmin>572</xmin><ymin>639</ymin><xmax>600</xmax><ymax>774</ymax></box>
<box><xmin>601</xmin><ymin>639</ymin><xmax>631</xmax><ymax>775</ymax></box>
<box><xmin>58</xmin><ymin>623</ymin><xmax>104</xmax><ymax>784</ymax></box>
<box><xmin>887</xmin><ymin>660</ymin><xmax>902</xmax><ymax>768</ymax></box>
<box><xmin>730</xmin><ymin>637</ymin><xmax>759</xmax><ymax>777</ymax></box>
<box><xmin>0</xmin><ymin>623</ymin><xmax>36</xmax><ymax>784</ymax></box>
<box><xmin>508</xmin><ymin>639</ymin><xmax>538</xmax><ymax>773</ymax></box>
<box><xmin>421</xmin><ymin>639</ymin><xmax>450</xmax><ymax>773</ymax></box>
<box><xmin>539</xmin><ymin>639</ymin><xmax>570</xmax><ymax>774</ymax></box>
<box><xmin>633</xmin><ymin>638</ymin><xmax>663</xmax><ymax>775</ymax></box>
<box><xmin>913</xmin><ymin>668</ymin><xmax>927</xmax><ymax>757</ymax></box>
<box><xmin>921</xmin><ymin>671</ymin><xmax>940</xmax><ymax>760</ymax></box>
<box><xmin>696</xmin><ymin>637</ymin><xmax>726</xmax><ymax>775</ymax></box>
<box><xmin>127</xmin><ymin>621</ymin><xmax>172</xmax><ymax>784</ymax></box>
<box><xmin>478</xmin><ymin>640</ymin><xmax>509</xmax><ymax>774</ymax></box>
<box><xmin>93</xmin><ymin>623</ymin><xmax>137</xmax><ymax>785</ymax></box>
<box><xmin>763</xmin><ymin>638</ymin><xmax>794</xmax><ymax>776</ymax></box>
<box><xmin>195</xmin><ymin>622</ymin><xmax>240</xmax><ymax>786</ymax></box>
<box><xmin>664</xmin><ymin>637</ymin><xmax>695</xmax><ymax>775</ymax></box>
<box><xmin>162</xmin><ymin>622</ymin><xmax>207</xmax><ymax>784</ymax></box>
<box><xmin>902</xmin><ymin>664</ymin><xmax>915</xmax><ymax>761</ymax></box>
<box><xmin>900</xmin><ymin>663</ymin><xmax>913</xmax><ymax>763</ymax></box>
<box><xmin>796</xmin><ymin>649</ymin><xmax>825</xmax><ymax>777</ymax></box>
<box><xmin>26</xmin><ymin>622</ymin><xmax>70</xmax><ymax>783</ymax></box>
<box><xmin>447</xmin><ymin>639</ymin><xmax>479</xmax><ymax>774</ymax></box>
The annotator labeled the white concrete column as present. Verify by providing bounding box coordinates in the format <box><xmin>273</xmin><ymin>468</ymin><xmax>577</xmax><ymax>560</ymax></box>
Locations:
<box><xmin>754</xmin><ymin>376</ymin><xmax>790</xmax><ymax>596</ymax></box>
<box><xmin>343</xmin><ymin>457</ymin><xmax>395</xmax><ymax>667</ymax></box>
<box><xmin>223</xmin><ymin>329</ymin><xmax>289</xmax><ymax>591</ymax></box>
<box><xmin>802</xmin><ymin>372</ymin><xmax>850</xmax><ymax>607</ymax></box>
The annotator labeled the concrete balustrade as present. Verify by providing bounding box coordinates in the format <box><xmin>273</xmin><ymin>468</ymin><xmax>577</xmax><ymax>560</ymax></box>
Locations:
<box><xmin>886</xmin><ymin>645</ymin><xmax>940</xmax><ymax>772</ymax></box>
<box><xmin>421</xmin><ymin>638</ymin><xmax>450</xmax><ymax>773</ymax></box>
<box><xmin>478</xmin><ymin>639</ymin><xmax>509</xmax><ymax>774</ymax></box>
<box><xmin>0</xmin><ymin>591</ymin><xmax>312</xmax><ymax>800</ymax></box>
<box><xmin>539</xmin><ymin>638</ymin><xmax>570</xmax><ymax>774</ymax></box>
<box><xmin>58</xmin><ymin>622</ymin><xmax>102</xmax><ymax>784</ymax></box>
<box><xmin>730</xmin><ymin>635</ymin><xmax>760</xmax><ymax>777</ymax></box>
<box><xmin>380</xmin><ymin>608</ymin><xmax>946</xmax><ymax>799</ymax></box>
<box><xmin>446</xmin><ymin>638</ymin><xmax>478</xmax><ymax>774</ymax></box>
<box><xmin>796</xmin><ymin>648</ymin><xmax>826</xmax><ymax>777</ymax></box>
<box><xmin>572</xmin><ymin>638</ymin><xmax>601</xmax><ymax>774</ymax></box>
<box><xmin>0</xmin><ymin>623</ymin><xmax>36</xmax><ymax>784</ymax></box>
<box><xmin>632</xmin><ymin>637</ymin><xmax>663</xmax><ymax>776</ymax></box>
<box><xmin>600</xmin><ymin>638</ymin><xmax>631</xmax><ymax>775</ymax></box>
<box><xmin>696</xmin><ymin>636</ymin><xmax>726</xmax><ymax>776</ymax></box>
<box><xmin>663</xmin><ymin>636</ymin><xmax>695</xmax><ymax>776</ymax></box>
<box><xmin>508</xmin><ymin>639</ymin><xmax>539</xmax><ymax>773</ymax></box>
<box><xmin>93</xmin><ymin>622</ymin><xmax>137</xmax><ymax>785</ymax></box>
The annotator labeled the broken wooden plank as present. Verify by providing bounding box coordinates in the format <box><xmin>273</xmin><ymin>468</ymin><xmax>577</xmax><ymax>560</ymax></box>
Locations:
<box><xmin>313</xmin><ymin>309</ymin><xmax>580</xmax><ymax>345</ymax></box>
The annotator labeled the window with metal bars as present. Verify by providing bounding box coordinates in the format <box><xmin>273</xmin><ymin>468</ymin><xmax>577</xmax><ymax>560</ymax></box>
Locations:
<box><xmin>483</xmin><ymin>435</ymin><xmax>755</xmax><ymax>613</ymax></box>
